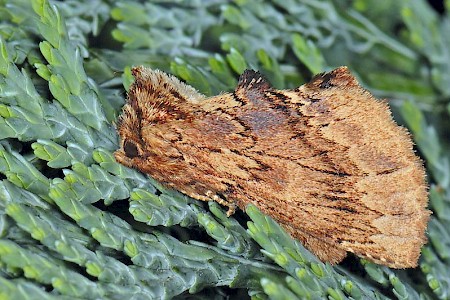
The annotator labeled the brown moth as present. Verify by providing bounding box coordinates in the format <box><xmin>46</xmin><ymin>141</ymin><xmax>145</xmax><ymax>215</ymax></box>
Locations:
<box><xmin>115</xmin><ymin>66</ymin><xmax>430</xmax><ymax>268</ymax></box>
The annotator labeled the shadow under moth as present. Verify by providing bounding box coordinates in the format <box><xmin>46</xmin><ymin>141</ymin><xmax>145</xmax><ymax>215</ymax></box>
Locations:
<box><xmin>115</xmin><ymin>66</ymin><xmax>430</xmax><ymax>268</ymax></box>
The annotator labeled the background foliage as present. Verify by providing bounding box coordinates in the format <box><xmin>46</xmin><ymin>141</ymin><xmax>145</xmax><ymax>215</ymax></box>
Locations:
<box><xmin>0</xmin><ymin>0</ymin><xmax>449</xmax><ymax>299</ymax></box>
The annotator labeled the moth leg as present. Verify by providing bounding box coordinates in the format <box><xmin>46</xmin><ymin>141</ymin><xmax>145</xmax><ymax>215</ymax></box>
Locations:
<box><xmin>280</xmin><ymin>223</ymin><xmax>347</xmax><ymax>264</ymax></box>
<box><xmin>225</xmin><ymin>202</ymin><xmax>237</xmax><ymax>216</ymax></box>
<box><xmin>208</xmin><ymin>191</ymin><xmax>237</xmax><ymax>216</ymax></box>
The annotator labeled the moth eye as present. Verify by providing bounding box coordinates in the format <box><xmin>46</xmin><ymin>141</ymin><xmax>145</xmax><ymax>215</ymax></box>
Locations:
<box><xmin>123</xmin><ymin>140</ymin><xmax>139</xmax><ymax>158</ymax></box>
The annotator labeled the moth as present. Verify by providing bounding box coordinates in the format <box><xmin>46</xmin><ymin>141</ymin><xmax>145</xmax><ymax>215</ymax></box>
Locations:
<box><xmin>115</xmin><ymin>66</ymin><xmax>430</xmax><ymax>268</ymax></box>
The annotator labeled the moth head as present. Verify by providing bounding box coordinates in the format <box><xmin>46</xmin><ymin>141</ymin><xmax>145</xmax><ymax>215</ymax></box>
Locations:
<box><xmin>115</xmin><ymin>66</ymin><xmax>206</xmax><ymax>168</ymax></box>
